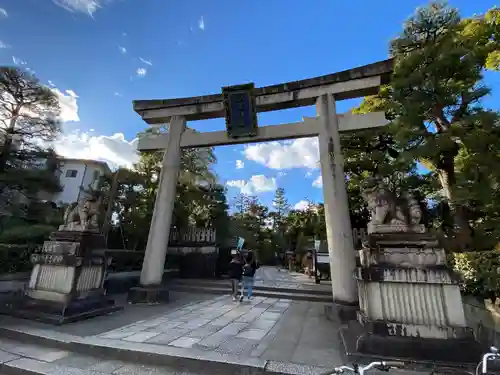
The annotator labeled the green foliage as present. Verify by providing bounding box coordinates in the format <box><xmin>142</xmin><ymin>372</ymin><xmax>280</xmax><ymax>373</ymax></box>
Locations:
<box><xmin>0</xmin><ymin>224</ymin><xmax>56</xmax><ymax>245</ymax></box>
<box><xmin>108</xmin><ymin>128</ymin><xmax>230</xmax><ymax>250</ymax></box>
<box><xmin>0</xmin><ymin>68</ymin><xmax>63</xmax><ymax>234</ymax></box>
<box><xmin>451</xmin><ymin>251</ymin><xmax>500</xmax><ymax>301</ymax></box>
<box><xmin>0</xmin><ymin>244</ymin><xmax>35</xmax><ymax>273</ymax></box>
<box><xmin>353</xmin><ymin>2</ymin><xmax>500</xmax><ymax>251</ymax></box>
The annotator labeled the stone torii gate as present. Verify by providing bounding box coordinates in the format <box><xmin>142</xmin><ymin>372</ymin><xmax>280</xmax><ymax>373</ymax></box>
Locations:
<box><xmin>127</xmin><ymin>59</ymin><xmax>393</xmax><ymax>306</ymax></box>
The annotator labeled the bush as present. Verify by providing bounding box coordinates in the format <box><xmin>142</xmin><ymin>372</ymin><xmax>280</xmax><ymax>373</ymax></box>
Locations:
<box><xmin>0</xmin><ymin>224</ymin><xmax>56</xmax><ymax>245</ymax></box>
<box><xmin>0</xmin><ymin>244</ymin><xmax>37</xmax><ymax>274</ymax></box>
<box><xmin>450</xmin><ymin>251</ymin><xmax>500</xmax><ymax>301</ymax></box>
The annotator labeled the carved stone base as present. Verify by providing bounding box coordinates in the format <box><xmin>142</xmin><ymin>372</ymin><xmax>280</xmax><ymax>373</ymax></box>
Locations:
<box><xmin>50</xmin><ymin>230</ymin><xmax>106</xmax><ymax>250</ymax></box>
<box><xmin>1</xmin><ymin>294</ymin><xmax>122</xmax><ymax>325</ymax></box>
<box><xmin>340</xmin><ymin>321</ymin><xmax>483</xmax><ymax>364</ymax></box>
<box><xmin>368</xmin><ymin>223</ymin><xmax>426</xmax><ymax>235</ymax></box>
<box><xmin>127</xmin><ymin>285</ymin><xmax>170</xmax><ymax>304</ymax></box>
<box><xmin>14</xmin><ymin>229</ymin><xmax>119</xmax><ymax>324</ymax></box>
<box><xmin>354</xmin><ymin>229</ymin><xmax>480</xmax><ymax>363</ymax></box>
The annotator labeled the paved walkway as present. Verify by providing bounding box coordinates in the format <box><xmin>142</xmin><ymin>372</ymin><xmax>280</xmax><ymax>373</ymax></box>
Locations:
<box><xmin>93</xmin><ymin>294</ymin><xmax>343</xmax><ymax>367</ymax></box>
<box><xmin>251</xmin><ymin>266</ymin><xmax>332</xmax><ymax>291</ymax></box>
<box><xmin>0</xmin><ymin>271</ymin><xmax>429</xmax><ymax>375</ymax></box>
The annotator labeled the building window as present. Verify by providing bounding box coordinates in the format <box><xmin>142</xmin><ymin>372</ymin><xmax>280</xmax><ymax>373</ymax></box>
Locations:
<box><xmin>66</xmin><ymin>169</ymin><xmax>78</xmax><ymax>178</ymax></box>
<box><xmin>93</xmin><ymin>170</ymin><xmax>100</xmax><ymax>181</ymax></box>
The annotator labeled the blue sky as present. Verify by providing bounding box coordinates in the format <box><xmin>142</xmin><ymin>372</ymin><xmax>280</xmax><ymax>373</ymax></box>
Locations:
<box><xmin>1</xmin><ymin>0</ymin><xmax>499</xmax><ymax>210</ymax></box>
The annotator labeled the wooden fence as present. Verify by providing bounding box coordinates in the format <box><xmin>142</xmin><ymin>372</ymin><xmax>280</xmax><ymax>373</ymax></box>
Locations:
<box><xmin>167</xmin><ymin>227</ymin><xmax>368</xmax><ymax>249</ymax></box>
<box><xmin>168</xmin><ymin>227</ymin><xmax>216</xmax><ymax>246</ymax></box>
<box><xmin>314</xmin><ymin>228</ymin><xmax>368</xmax><ymax>252</ymax></box>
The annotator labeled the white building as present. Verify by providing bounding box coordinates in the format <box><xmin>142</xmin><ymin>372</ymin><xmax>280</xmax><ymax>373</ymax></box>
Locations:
<box><xmin>47</xmin><ymin>158</ymin><xmax>111</xmax><ymax>206</ymax></box>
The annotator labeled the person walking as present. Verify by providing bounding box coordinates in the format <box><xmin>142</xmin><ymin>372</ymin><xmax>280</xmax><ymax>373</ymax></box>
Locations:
<box><xmin>240</xmin><ymin>251</ymin><xmax>259</xmax><ymax>301</ymax></box>
<box><xmin>306</xmin><ymin>250</ymin><xmax>313</xmax><ymax>278</ymax></box>
<box><xmin>228</xmin><ymin>253</ymin><xmax>243</xmax><ymax>301</ymax></box>
<box><xmin>274</xmin><ymin>251</ymin><xmax>281</xmax><ymax>271</ymax></box>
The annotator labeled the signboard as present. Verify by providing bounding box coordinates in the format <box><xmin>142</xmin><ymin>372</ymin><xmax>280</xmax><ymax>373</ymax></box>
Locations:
<box><xmin>237</xmin><ymin>237</ymin><xmax>245</xmax><ymax>251</ymax></box>
<box><xmin>314</xmin><ymin>240</ymin><xmax>321</xmax><ymax>252</ymax></box>
<box><xmin>222</xmin><ymin>83</ymin><xmax>258</xmax><ymax>138</ymax></box>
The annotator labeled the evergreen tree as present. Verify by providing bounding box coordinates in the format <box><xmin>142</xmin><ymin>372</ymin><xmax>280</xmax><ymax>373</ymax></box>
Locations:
<box><xmin>354</xmin><ymin>3</ymin><xmax>500</xmax><ymax>250</ymax></box>
<box><xmin>0</xmin><ymin>67</ymin><xmax>62</xmax><ymax>224</ymax></box>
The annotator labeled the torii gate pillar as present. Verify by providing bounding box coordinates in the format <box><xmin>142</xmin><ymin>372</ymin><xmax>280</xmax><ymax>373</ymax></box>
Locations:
<box><xmin>317</xmin><ymin>94</ymin><xmax>358</xmax><ymax>306</ymax></box>
<box><xmin>127</xmin><ymin>116</ymin><xmax>185</xmax><ymax>304</ymax></box>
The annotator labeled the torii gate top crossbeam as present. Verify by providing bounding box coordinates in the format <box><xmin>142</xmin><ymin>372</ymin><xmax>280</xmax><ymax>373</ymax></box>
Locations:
<box><xmin>134</xmin><ymin>59</ymin><xmax>393</xmax><ymax>124</ymax></box>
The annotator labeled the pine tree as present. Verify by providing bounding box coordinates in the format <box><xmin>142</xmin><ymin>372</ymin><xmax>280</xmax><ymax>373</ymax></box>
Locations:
<box><xmin>0</xmin><ymin>67</ymin><xmax>62</xmax><ymax>221</ymax></box>
<box><xmin>271</xmin><ymin>187</ymin><xmax>290</xmax><ymax>230</ymax></box>
<box><xmin>354</xmin><ymin>3</ymin><xmax>500</xmax><ymax>250</ymax></box>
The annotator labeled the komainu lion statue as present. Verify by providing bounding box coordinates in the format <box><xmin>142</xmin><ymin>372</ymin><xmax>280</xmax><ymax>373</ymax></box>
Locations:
<box><xmin>62</xmin><ymin>194</ymin><xmax>102</xmax><ymax>231</ymax></box>
<box><xmin>362</xmin><ymin>177</ymin><xmax>422</xmax><ymax>230</ymax></box>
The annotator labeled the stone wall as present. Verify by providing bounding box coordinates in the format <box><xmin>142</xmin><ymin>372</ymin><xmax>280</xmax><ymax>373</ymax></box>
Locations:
<box><xmin>463</xmin><ymin>295</ymin><xmax>500</xmax><ymax>348</ymax></box>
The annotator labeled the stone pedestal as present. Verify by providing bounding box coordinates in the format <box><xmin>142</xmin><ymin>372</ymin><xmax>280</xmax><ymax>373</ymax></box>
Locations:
<box><xmin>2</xmin><ymin>229</ymin><xmax>122</xmax><ymax>324</ymax></box>
<box><xmin>342</xmin><ymin>227</ymin><xmax>483</xmax><ymax>363</ymax></box>
<box><xmin>127</xmin><ymin>285</ymin><xmax>170</xmax><ymax>304</ymax></box>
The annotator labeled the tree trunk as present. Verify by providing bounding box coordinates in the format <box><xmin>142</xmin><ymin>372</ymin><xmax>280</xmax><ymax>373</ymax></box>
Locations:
<box><xmin>437</xmin><ymin>165</ymin><xmax>471</xmax><ymax>251</ymax></box>
<box><xmin>0</xmin><ymin>136</ymin><xmax>13</xmax><ymax>173</ymax></box>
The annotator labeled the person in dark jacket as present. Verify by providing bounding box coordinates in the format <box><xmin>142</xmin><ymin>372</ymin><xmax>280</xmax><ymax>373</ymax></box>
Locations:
<box><xmin>240</xmin><ymin>251</ymin><xmax>259</xmax><ymax>301</ymax></box>
<box><xmin>228</xmin><ymin>253</ymin><xmax>243</xmax><ymax>301</ymax></box>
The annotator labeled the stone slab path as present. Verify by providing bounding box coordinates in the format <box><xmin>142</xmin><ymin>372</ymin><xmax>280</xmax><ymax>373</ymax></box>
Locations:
<box><xmin>94</xmin><ymin>294</ymin><xmax>344</xmax><ymax>368</ymax></box>
<box><xmin>0</xmin><ymin>291</ymin><xmax>428</xmax><ymax>375</ymax></box>
<box><xmin>253</xmin><ymin>267</ymin><xmax>331</xmax><ymax>291</ymax></box>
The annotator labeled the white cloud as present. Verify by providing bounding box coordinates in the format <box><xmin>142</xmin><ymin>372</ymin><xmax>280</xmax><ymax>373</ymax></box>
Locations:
<box><xmin>312</xmin><ymin>175</ymin><xmax>322</xmax><ymax>188</ymax></box>
<box><xmin>227</xmin><ymin>175</ymin><xmax>276</xmax><ymax>195</ymax></box>
<box><xmin>277</xmin><ymin>171</ymin><xmax>286</xmax><ymax>178</ymax></box>
<box><xmin>226</xmin><ymin>179</ymin><xmax>245</xmax><ymax>189</ymax></box>
<box><xmin>0</xmin><ymin>8</ymin><xmax>7</xmax><ymax>18</ymax></box>
<box><xmin>48</xmin><ymin>80</ymin><xmax>56</xmax><ymax>87</ymax></box>
<box><xmin>119</xmin><ymin>46</ymin><xmax>127</xmax><ymax>54</ymax></box>
<box><xmin>243</xmin><ymin>138</ymin><xmax>319</xmax><ymax>170</ymax></box>
<box><xmin>2</xmin><ymin>75</ymin><xmax>137</xmax><ymax>171</ymax></box>
<box><xmin>53</xmin><ymin>131</ymin><xmax>139</xmax><ymax>170</ymax></box>
<box><xmin>12</xmin><ymin>56</ymin><xmax>27</xmax><ymax>65</ymax></box>
<box><xmin>0</xmin><ymin>40</ymin><xmax>10</xmax><ymax>49</ymax></box>
<box><xmin>305</xmin><ymin>171</ymin><xmax>313</xmax><ymax>178</ymax></box>
<box><xmin>51</xmin><ymin>88</ymin><xmax>80</xmax><ymax>122</ymax></box>
<box><xmin>136</xmin><ymin>68</ymin><xmax>147</xmax><ymax>77</ymax></box>
<box><xmin>198</xmin><ymin>16</ymin><xmax>205</xmax><ymax>30</ymax></box>
<box><xmin>294</xmin><ymin>200</ymin><xmax>310</xmax><ymax>210</ymax></box>
<box><xmin>53</xmin><ymin>0</ymin><xmax>109</xmax><ymax>16</ymax></box>
<box><xmin>114</xmin><ymin>92</ymin><xmax>122</xmax><ymax>97</ymax></box>
<box><xmin>235</xmin><ymin>160</ymin><xmax>244</xmax><ymax>169</ymax></box>
<box><xmin>139</xmin><ymin>57</ymin><xmax>152</xmax><ymax>66</ymax></box>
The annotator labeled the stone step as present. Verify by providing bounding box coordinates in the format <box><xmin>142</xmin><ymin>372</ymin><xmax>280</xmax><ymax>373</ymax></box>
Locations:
<box><xmin>171</xmin><ymin>279</ymin><xmax>333</xmax><ymax>295</ymax></box>
<box><xmin>0</xmin><ymin>327</ymin><xmax>330</xmax><ymax>375</ymax></box>
<box><xmin>168</xmin><ymin>284</ymin><xmax>334</xmax><ymax>303</ymax></box>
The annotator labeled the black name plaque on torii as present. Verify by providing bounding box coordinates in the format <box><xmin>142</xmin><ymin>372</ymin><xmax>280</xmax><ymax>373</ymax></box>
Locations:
<box><xmin>222</xmin><ymin>83</ymin><xmax>258</xmax><ymax>138</ymax></box>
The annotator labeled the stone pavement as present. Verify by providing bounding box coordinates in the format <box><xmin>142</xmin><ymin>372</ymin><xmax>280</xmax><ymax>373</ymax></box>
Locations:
<box><xmin>0</xmin><ymin>268</ymin><xmax>429</xmax><ymax>375</ymax></box>
<box><xmin>0</xmin><ymin>290</ymin><xmax>430</xmax><ymax>375</ymax></box>
<box><xmin>0</xmin><ymin>295</ymin><xmax>428</xmax><ymax>375</ymax></box>
<box><xmin>93</xmin><ymin>294</ymin><xmax>343</xmax><ymax>367</ymax></box>
<box><xmin>250</xmin><ymin>266</ymin><xmax>332</xmax><ymax>292</ymax></box>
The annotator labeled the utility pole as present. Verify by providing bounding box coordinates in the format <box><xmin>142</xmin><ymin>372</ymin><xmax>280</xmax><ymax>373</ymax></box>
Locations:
<box><xmin>103</xmin><ymin>168</ymin><xmax>121</xmax><ymax>245</ymax></box>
